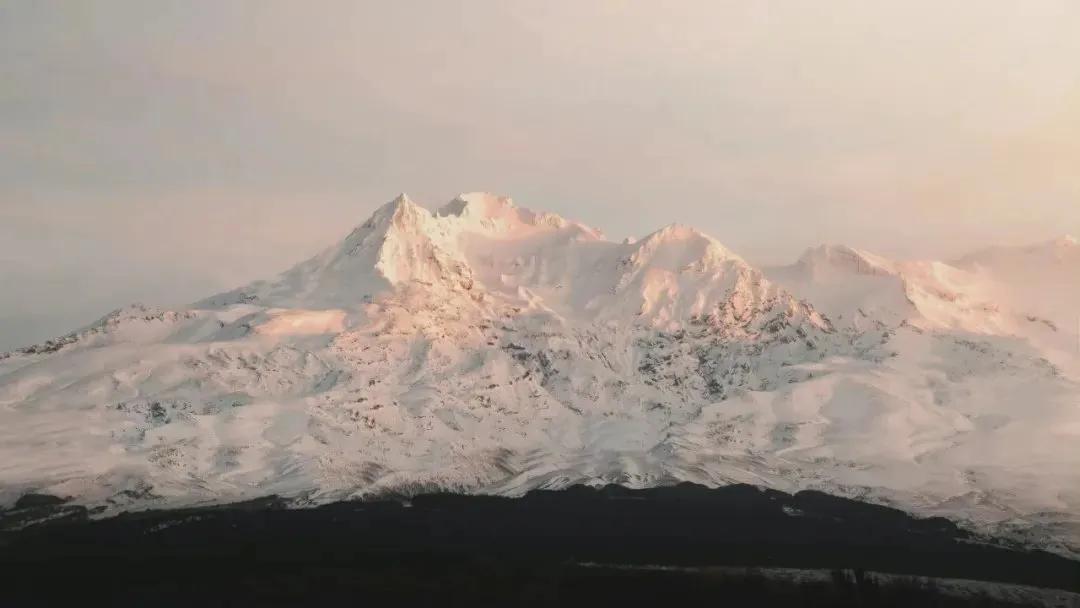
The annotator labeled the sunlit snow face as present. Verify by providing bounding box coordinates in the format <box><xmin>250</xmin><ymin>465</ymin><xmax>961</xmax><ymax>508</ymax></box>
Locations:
<box><xmin>254</xmin><ymin>310</ymin><xmax>349</xmax><ymax>337</ymax></box>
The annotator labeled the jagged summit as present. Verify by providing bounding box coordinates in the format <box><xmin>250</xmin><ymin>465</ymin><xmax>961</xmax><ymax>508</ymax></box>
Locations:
<box><xmin>439</xmin><ymin>192</ymin><xmax>601</xmax><ymax>239</ymax></box>
<box><xmin>363</xmin><ymin>192</ymin><xmax>430</xmax><ymax>231</ymax></box>
<box><xmin>387</xmin><ymin>191</ymin><xmax>416</xmax><ymax>208</ymax></box>
<box><xmin>198</xmin><ymin>194</ymin><xmax>756</xmax><ymax>315</ymax></box>
<box><xmin>439</xmin><ymin>192</ymin><xmax>517</xmax><ymax>219</ymax></box>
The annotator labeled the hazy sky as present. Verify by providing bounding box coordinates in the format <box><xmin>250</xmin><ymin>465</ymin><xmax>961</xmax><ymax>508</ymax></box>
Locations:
<box><xmin>2</xmin><ymin>1</ymin><xmax>1079</xmax><ymax>350</ymax></box>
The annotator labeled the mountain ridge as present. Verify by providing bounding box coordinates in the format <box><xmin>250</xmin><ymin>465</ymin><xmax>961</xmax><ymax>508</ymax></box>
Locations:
<box><xmin>1</xmin><ymin>192</ymin><xmax>1078</xmax><ymax>556</ymax></box>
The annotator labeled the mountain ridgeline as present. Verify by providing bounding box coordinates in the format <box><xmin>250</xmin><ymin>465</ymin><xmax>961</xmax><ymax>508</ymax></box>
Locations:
<box><xmin>1</xmin><ymin>192</ymin><xmax>1079</xmax><ymax>556</ymax></box>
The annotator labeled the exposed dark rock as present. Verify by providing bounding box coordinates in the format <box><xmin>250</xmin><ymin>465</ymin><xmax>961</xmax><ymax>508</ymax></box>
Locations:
<box><xmin>14</xmin><ymin>493</ymin><xmax>67</xmax><ymax>510</ymax></box>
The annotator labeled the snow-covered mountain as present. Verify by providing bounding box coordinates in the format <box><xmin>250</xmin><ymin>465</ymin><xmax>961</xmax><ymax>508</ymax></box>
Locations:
<box><xmin>952</xmin><ymin>235</ymin><xmax>1080</xmax><ymax>341</ymax></box>
<box><xmin>2</xmin><ymin>193</ymin><xmax>1078</xmax><ymax>553</ymax></box>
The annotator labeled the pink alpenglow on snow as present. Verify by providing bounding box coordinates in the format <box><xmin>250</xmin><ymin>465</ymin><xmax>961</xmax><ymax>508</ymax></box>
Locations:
<box><xmin>2</xmin><ymin>193</ymin><xmax>1079</xmax><ymax>555</ymax></box>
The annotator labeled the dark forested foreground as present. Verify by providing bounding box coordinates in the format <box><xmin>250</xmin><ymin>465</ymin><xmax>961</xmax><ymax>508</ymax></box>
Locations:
<box><xmin>2</xmin><ymin>483</ymin><xmax>1078</xmax><ymax>606</ymax></box>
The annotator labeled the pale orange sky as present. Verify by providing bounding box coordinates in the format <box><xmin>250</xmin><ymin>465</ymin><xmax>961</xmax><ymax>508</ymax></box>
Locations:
<box><xmin>1</xmin><ymin>1</ymin><xmax>1078</xmax><ymax>349</ymax></box>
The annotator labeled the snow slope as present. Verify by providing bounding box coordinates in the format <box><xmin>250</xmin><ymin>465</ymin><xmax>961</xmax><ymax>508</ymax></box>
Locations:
<box><xmin>2</xmin><ymin>193</ymin><xmax>1078</xmax><ymax>553</ymax></box>
<box><xmin>952</xmin><ymin>235</ymin><xmax>1080</xmax><ymax>363</ymax></box>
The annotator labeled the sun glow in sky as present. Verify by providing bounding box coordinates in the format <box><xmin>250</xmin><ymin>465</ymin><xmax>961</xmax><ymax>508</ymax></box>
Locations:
<box><xmin>1</xmin><ymin>1</ymin><xmax>1078</xmax><ymax>349</ymax></box>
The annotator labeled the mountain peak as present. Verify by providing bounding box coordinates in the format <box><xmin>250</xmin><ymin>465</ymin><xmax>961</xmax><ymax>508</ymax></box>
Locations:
<box><xmin>375</xmin><ymin>192</ymin><xmax>419</xmax><ymax>214</ymax></box>
<box><xmin>439</xmin><ymin>192</ymin><xmax>515</xmax><ymax>219</ymax></box>
<box><xmin>639</xmin><ymin>223</ymin><xmax>728</xmax><ymax>248</ymax></box>
<box><xmin>338</xmin><ymin>193</ymin><xmax>436</xmax><ymax>259</ymax></box>
<box><xmin>437</xmin><ymin>192</ymin><xmax>580</xmax><ymax>234</ymax></box>
<box><xmin>625</xmin><ymin>223</ymin><xmax>741</xmax><ymax>275</ymax></box>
